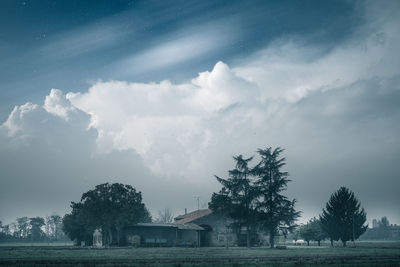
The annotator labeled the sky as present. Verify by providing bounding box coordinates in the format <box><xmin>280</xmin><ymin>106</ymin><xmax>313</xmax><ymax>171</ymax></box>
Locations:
<box><xmin>0</xmin><ymin>0</ymin><xmax>399</xmax><ymax>226</ymax></box>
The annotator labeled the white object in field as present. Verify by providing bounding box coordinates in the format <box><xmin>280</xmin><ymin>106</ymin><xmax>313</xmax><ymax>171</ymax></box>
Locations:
<box><xmin>93</xmin><ymin>229</ymin><xmax>103</xmax><ymax>248</ymax></box>
<box><xmin>293</xmin><ymin>239</ymin><xmax>305</xmax><ymax>245</ymax></box>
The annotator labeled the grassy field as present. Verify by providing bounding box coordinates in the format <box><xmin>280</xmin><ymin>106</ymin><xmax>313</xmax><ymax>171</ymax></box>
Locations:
<box><xmin>0</xmin><ymin>242</ymin><xmax>399</xmax><ymax>266</ymax></box>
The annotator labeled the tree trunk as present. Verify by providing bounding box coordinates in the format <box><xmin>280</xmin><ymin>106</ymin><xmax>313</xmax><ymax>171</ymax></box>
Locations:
<box><xmin>269</xmin><ymin>231</ymin><xmax>275</xmax><ymax>248</ymax></box>
<box><xmin>330</xmin><ymin>238</ymin><xmax>333</xmax><ymax>247</ymax></box>
<box><xmin>107</xmin><ymin>228</ymin><xmax>113</xmax><ymax>246</ymax></box>
<box><xmin>307</xmin><ymin>240</ymin><xmax>310</xmax><ymax>246</ymax></box>
<box><xmin>117</xmin><ymin>228</ymin><xmax>120</xmax><ymax>247</ymax></box>
<box><xmin>246</xmin><ymin>226</ymin><xmax>250</xmax><ymax>248</ymax></box>
<box><xmin>342</xmin><ymin>240</ymin><xmax>347</xmax><ymax>247</ymax></box>
<box><xmin>318</xmin><ymin>240</ymin><xmax>321</xmax><ymax>246</ymax></box>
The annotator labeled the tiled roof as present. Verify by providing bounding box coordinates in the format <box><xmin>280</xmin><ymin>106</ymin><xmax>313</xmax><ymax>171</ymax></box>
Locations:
<box><xmin>176</xmin><ymin>223</ymin><xmax>204</xmax><ymax>231</ymax></box>
<box><xmin>132</xmin><ymin>222</ymin><xmax>204</xmax><ymax>231</ymax></box>
<box><xmin>173</xmin><ymin>209</ymin><xmax>213</xmax><ymax>224</ymax></box>
<box><xmin>136</xmin><ymin>223</ymin><xmax>176</xmax><ymax>228</ymax></box>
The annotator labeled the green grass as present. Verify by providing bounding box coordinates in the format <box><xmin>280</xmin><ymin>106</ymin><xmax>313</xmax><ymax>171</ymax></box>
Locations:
<box><xmin>0</xmin><ymin>241</ymin><xmax>399</xmax><ymax>266</ymax></box>
<box><xmin>0</xmin><ymin>241</ymin><xmax>74</xmax><ymax>247</ymax></box>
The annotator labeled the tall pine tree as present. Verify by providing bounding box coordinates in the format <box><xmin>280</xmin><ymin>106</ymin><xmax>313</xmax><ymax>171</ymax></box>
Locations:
<box><xmin>253</xmin><ymin>147</ymin><xmax>300</xmax><ymax>248</ymax></box>
<box><xmin>320</xmin><ymin>187</ymin><xmax>367</xmax><ymax>247</ymax></box>
<box><xmin>210</xmin><ymin>147</ymin><xmax>300</xmax><ymax>248</ymax></box>
<box><xmin>209</xmin><ymin>155</ymin><xmax>257</xmax><ymax>247</ymax></box>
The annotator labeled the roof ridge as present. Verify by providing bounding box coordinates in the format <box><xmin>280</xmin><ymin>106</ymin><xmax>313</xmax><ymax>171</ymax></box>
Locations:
<box><xmin>173</xmin><ymin>209</ymin><xmax>213</xmax><ymax>224</ymax></box>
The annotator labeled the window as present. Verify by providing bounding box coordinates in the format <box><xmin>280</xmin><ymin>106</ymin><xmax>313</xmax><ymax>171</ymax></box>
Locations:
<box><xmin>218</xmin><ymin>235</ymin><xmax>225</xmax><ymax>242</ymax></box>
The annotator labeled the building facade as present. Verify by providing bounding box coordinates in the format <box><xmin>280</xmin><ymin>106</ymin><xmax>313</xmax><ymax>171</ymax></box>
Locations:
<box><xmin>124</xmin><ymin>223</ymin><xmax>204</xmax><ymax>247</ymax></box>
<box><xmin>173</xmin><ymin>209</ymin><xmax>237</xmax><ymax>247</ymax></box>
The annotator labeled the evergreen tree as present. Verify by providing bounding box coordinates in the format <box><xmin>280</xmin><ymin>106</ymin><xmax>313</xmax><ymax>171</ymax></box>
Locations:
<box><xmin>253</xmin><ymin>147</ymin><xmax>300</xmax><ymax>248</ymax></box>
<box><xmin>209</xmin><ymin>155</ymin><xmax>257</xmax><ymax>247</ymax></box>
<box><xmin>320</xmin><ymin>187</ymin><xmax>367</xmax><ymax>247</ymax></box>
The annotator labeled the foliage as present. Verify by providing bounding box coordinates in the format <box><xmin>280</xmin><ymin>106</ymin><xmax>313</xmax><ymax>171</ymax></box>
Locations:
<box><xmin>309</xmin><ymin>218</ymin><xmax>328</xmax><ymax>246</ymax></box>
<box><xmin>62</xmin><ymin>203</ymin><xmax>94</xmax><ymax>245</ymax></box>
<box><xmin>361</xmin><ymin>216</ymin><xmax>398</xmax><ymax>240</ymax></box>
<box><xmin>209</xmin><ymin>147</ymin><xmax>300</xmax><ymax>248</ymax></box>
<box><xmin>299</xmin><ymin>218</ymin><xmax>327</xmax><ymax>246</ymax></box>
<box><xmin>299</xmin><ymin>223</ymin><xmax>314</xmax><ymax>246</ymax></box>
<box><xmin>320</xmin><ymin>187</ymin><xmax>368</xmax><ymax>247</ymax></box>
<box><xmin>16</xmin><ymin>217</ymin><xmax>29</xmax><ymax>239</ymax></box>
<box><xmin>62</xmin><ymin>182</ymin><xmax>152</xmax><ymax>246</ymax></box>
<box><xmin>45</xmin><ymin>214</ymin><xmax>64</xmax><ymax>241</ymax></box>
<box><xmin>29</xmin><ymin>217</ymin><xmax>45</xmax><ymax>241</ymax></box>
<box><xmin>209</xmin><ymin>155</ymin><xmax>258</xmax><ymax>247</ymax></box>
<box><xmin>375</xmin><ymin>217</ymin><xmax>392</xmax><ymax>239</ymax></box>
<box><xmin>253</xmin><ymin>147</ymin><xmax>300</xmax><ymax>248</ymax></box>
<box><xmin>155</xmin><ymin>208</ymin><xmax>174</xmax><ymax>223</ymax></box>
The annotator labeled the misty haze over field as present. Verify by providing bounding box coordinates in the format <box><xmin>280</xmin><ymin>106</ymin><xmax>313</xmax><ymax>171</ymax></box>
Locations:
<box><xmin>0</xmin><ymin>0</ymin><xmax>399</xmax><ymax>225</ymax></box>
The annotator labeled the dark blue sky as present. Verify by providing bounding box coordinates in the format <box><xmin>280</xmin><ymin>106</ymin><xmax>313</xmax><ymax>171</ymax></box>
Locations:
<box><xmin>0</xmin><ymin>0</ymin><xmax>358</xmax><ymax>120</ymax></box>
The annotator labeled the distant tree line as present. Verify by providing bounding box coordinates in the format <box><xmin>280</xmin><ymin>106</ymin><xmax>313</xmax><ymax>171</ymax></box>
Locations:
<box><xmin>361</xmin><ymin>216</ymin><xmax>400</xmax><ymax>240</ymax></box>
<box><xmin>296</xmin><ymin>217</ymin><xmax>327</xmax><ymax>246</ymax></box>
<box><xmin>0</xmin><ymin>214</ymin><xmax>67</xmax><ymax>242</ymax></box>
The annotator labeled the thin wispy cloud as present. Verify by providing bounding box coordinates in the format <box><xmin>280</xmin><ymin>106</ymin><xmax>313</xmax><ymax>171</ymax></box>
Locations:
<box><xmin>115</xmin><ymin>30</ymin><xmax>233</xmax><ymax>76</ymax></box>
<box><xmin>39</xmin><ymin>23</ymin><xmax>126</xmax><ymax>59</ymax></box>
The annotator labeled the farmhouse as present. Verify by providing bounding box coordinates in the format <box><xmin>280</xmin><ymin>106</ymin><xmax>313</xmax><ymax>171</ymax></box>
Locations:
<box><xmin>93</xmin><ymin>208</ymin><xmax>267</xmax><ymax>247</ymax></box>
<box><xmin>121</xmin><ymin>209</ymin><xmax>236</xmax><ymax>247</ymax></box>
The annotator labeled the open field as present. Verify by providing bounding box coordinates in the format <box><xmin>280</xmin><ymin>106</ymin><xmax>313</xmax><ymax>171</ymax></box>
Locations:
<box><xmin>0</xmin><ymin>242</ymin><xmax>399</xmax><ymax>266</ymax></box>
<box><xmin>0</xmin><ymin>241</ymin><xmax>74</xmax><ymax>247</ymax></box>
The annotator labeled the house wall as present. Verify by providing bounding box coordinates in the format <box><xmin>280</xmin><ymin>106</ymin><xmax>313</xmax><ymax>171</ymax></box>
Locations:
<box><xmin>192</xmin><ymin>213</ymin><xmax>237</xmax><ymax>247</ymax></box>
<box><xmin>124</xmin><ymin>226</ymin><xmax>200</xmax><ymax>247</ymax></box>
<box><xmin>177</xmin><ymin>229</ymin><xmax>199</xmax><ymax>246</ymax></box>
<box><xmin>124</xmin><ymin>226</ymin><xmax>177</xmax><ymax>247</ymax></box>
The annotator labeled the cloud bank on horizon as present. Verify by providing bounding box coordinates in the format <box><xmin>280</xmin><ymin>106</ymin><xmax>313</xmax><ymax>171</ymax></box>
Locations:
<box><xmin>0</xmin><ymin>1</ymin><xmax>399</xmax><ymax>224</ymax></box>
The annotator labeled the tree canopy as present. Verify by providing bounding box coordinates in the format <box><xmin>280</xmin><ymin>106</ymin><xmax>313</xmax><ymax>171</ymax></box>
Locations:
<box><xmin>320</xmin><ymin>187</ymin><xmax>367</xmax><ymax>247</ymax></box>
<box><xmin>209</xmin><ymin>147</ymin><xmax>300</xmax><ymax>248</ymax></box>
<box><xmin>29</xmin><ymin>217</ymin><xmax>45</xmax><ymax>241</ymax></box>
<box><xmin>298</xmin><ymin>217</ymin><xmax>327</xmax><ymax>246</ymax></box>
<box><xmin>210</xmin><ymin>155</ymin><xmax>257</xmax><ymax>247</ymax></box>
<box><xmin>155</xmin><ymin>208</ymin><xmax>174</xmax><ymax>224</ymax></box>
<box><xmin>253</xmin><ymin>147</ymin><xmax>300</xmax><ymax>248</ymax></box>
<box><xmin>62</xmin><ymin>183</ymin><xmax>151</xmax><ymax>246</ymax></box>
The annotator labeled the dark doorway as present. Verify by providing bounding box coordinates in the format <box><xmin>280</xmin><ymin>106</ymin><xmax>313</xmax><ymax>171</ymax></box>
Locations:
<box><xmin>199</xmin><ymin>224</ymin><xmax>212</xmax><ymax>247</ymax></box>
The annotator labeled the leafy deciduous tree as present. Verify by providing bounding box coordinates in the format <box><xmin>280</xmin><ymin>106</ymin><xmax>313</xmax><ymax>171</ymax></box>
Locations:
<box><xmin>16</xmin><ymin>217</ymin><xmax>29</xmax><ymax>239</ymax></box>
<box><xmin>63</xmin><ymin>183</ymin><xmax>151</xmax><ymax>246</ymax></box>
<box><xmin>46</xmin><ymin>214</ymin><xmax>64</xmax><ymax>241</ymax></box>
<box><xmin>298</xmin><ymin>218</ymin><xmax>327</xmax><ymax>246</ymax></box>
<box><xmin>299</xmin><ymin>223</ymin><xmax>314</xmax><ymax>246</ymax></box>
<box><xmin>29</xmin><ymin>217</ymin><xmax>45</xmax><ymax>241</ymax></box>
<box><xmin>155</xmin><ymin>208</ymin><xmax>174</xmax><ymax>223</ymax></box>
